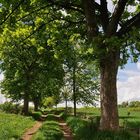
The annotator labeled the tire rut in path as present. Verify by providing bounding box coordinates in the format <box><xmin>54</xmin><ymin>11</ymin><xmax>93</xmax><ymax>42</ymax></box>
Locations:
<box><xmin>21</xmin><ymin>121</ymin><xmax>43</xmax><ymax>140</ymax></box>
<box><xmin>58</xmin><ymin>120</ymin><xmax>73</xmax><ymax>140</ymax></box>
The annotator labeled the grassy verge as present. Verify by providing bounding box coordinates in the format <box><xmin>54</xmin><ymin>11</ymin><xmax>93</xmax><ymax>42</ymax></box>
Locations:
<box><xmin>0</xmin><ymin>112</ymin><xmax>35</xmax><ymax>140</ymax></box>
<box><xmin>76</xmin><ymin>107</ymin><xmax>140</xmax><ymax>129</ymax></box>
<box><xmin>66</xmin><ymin>116</ymin><xmax>139</xmax><ymax>140</ymax></box>
<box><xmin>32</xmin><ymin>120</ymin><xmax>63</xmax><ymax>140</ymax></box>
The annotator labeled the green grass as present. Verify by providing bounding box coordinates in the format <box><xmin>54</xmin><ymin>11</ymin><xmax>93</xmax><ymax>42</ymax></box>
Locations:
<box><xmin>32</xmin><ymin>120</ymin><xmax>63</xmax><ymax>140</ymax></box>
<box><xmin>119</xmin><ymin>108</ymin><xmax>140</xmax><ymax>128</ymax></box>
<box><xmin>76</xmin><ymin>107</ymin><xmax>140</xmax><ymax>128</ymax></box>
<box><xmin>66</xmin><ymin>116</ymin><xmax>139</xmax><ymax>140</ymax></box>
<box><xmin>0</xmin><ymin>112</ymin><xmax>35</xmax><ymax>140</ymax></box>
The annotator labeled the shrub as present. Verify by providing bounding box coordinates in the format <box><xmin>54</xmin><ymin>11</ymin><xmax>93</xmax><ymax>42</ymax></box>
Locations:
<box><xmin>46</xmin><ymin>114</ymin><xmax>57</xmax><ymax>120</ymax></box>
<box><xmin>32</xmin><ymin>112</ymin><xmax>42</xmax><ymax>120</ymax></box>
<box><xmin>66</xmin><ymin>117</ymin><xmax>138</xmax><ymax>140</ymax></box>
<box><xmin>128</xmin><ymin>107</ymin><xmax>140</xmax><ymax>112</ymax></box>
<box><xmin>0</xmin><ymin>102</ymin><xmax>22</xmax><ymax>114</ymax></box>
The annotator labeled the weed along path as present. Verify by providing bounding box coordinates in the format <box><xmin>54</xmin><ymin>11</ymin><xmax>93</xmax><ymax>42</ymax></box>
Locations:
<box><xmin>21</xmin><ymin>121</ymin><xmax>43</xmax><ymax>140</ymax></box>
<box><xmin>59</xmin><ymin>120</ymin><xmax>73</xmax><ymax>140</ymax></box>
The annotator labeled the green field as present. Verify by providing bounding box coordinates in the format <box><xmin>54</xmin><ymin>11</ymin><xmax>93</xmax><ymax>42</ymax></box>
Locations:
<box><xmin>77</xmin><ymin>107</ymin><xmax>140</xmax><ymax>128</ymax></box>
<box><xmin>0</xmin><ymin>112</ymin><xmax>35</xmax><ymax>140</ymax></box>
<box><xmin>0</xmin><ymin>107</ymin><xmax>140</xmax><ymax>140</ymax></box>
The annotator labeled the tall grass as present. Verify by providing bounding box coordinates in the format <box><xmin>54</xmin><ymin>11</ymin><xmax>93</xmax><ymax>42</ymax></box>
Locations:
<box><xmin>66</xmin><ymin>116</ymin><xmax>139</xmax><ymax>140</ymax></box>
<box><xmin>0</xmin><ymin>112</ymin><xmax>35</xmax><ymax>140</ymax></box>
<box><xmin>32</xmin><ymin>120</ymin><xmax>63</xmax><ymax>140</ymax></box>
<box><xmin>77</xmin><ymin>107</ymin><xmax>140</xmax><ymax>129</ymax></box>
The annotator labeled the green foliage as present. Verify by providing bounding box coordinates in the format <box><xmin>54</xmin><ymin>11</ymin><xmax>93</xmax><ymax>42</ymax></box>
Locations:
<box><xmin>0</xmin><ymin>112</ymin><xmax>35</xmax><ymax>140</ymax></box>
<box><xmin>119</xmin><ymin>101</ymin><xmax>140</xmax><ymax>108</ymax></box>
<box><xmin>119</xmin><ymin>101</ymin><xmax>129</xmax><ymax>108</ymax></box>
<box><xmin>128</xmin><ymin>107</ymin><xmax>140</xmax><ymax>112</ymax></box>
<box><xmin>129</xmin><ymin>101</ymin><xmax>140</xmax><ymax>107</ymax></box>
<box><xmin>66</xmin><ymin>116</ymin><xmax>138</xmax><ymax>140</ymax></box>
<box><xmin>77</xmin><ymin>107</ymin><xmax>140</xmax><ymax>130</ymax></box>
<box><xmin>32</xmin><ymin>111</ymin><xmax>42</xmax><ymax>120</ymax></box>
<box><xmin>92</xmin><ymin>130</ymin><xmax>138</xmax><ymax>140</ymax></box>
<box><xmin>46</xmin><ymin>114</ymin><xmax>58</xmax><ymax>121</ymax></box>
<box><xmin>0</xmin><ymin>0</ymin><xmax>140</xmax><ymax>131</ymax></box>
<box><xmin>42</xmin><ymin>97</ymin><xmax>55</xmax><ymax>108</ymax></box>
<box><xmin>0</xmin><ymin>101</ymin><xmax>22</xmax><ymax>114</ymax></box>
<box><xmin>66</xmin><ymin>117</ymin><xmax>87</xmax><ymax>134</ymax></box>
<box><xmin>32</xmin><ymin>121</ymin><xmax>63</xmax><ymax>140</ymax></box>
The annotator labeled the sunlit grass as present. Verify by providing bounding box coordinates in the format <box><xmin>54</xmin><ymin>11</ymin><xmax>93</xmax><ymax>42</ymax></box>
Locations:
<box><xmin>76</xmin><ymin>107</ymin><xmax>140</xmax><ymax>128</ymax></box>
<box><xmin>32</xmin><ymin>120</ymin><xmax>63</xmax><ymax>140</ymax></box>
<box><xmin>0</xmin><ymin>112</ymin><xmax>35</xmax><ymax>140</ymax></box>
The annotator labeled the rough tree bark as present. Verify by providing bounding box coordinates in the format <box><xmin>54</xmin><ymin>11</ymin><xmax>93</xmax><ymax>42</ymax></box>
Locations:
<box><xmin>99</xmin><ymin>50</ymin><xmax>120</xmax><ymax>130</ymax></box>
<box><xmin>34</xmin><ymin>100</ymin><xmax>39</xmax><ymax>111</ymax></box>
<box><xmin>23</xmin><ymin>92</ymin><xmax>29</xmax><ymax>115</ymax></box>
<box><xmin>65</xmin><ymin>98</ymin><xmax>68</xmax><ymax>114</ymax></box>
<box><xmin>23</xmin><ymin>72</ymin><xmax>31</xmax><ymax>115</ymax></box>
<box><xmin>73</xmin><ymin>62</ymin><xmax>76</xmax><ymax>117</ymax></box>
<box><xmin>83</xmin><ymin>0</ymin><xmax>120</xmax><ymax>130</ymax></box>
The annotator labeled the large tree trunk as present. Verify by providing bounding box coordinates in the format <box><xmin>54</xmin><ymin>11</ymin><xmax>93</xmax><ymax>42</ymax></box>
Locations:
<box><xmin>34</xmin><ymin>100</ymin><xmax>39</xmax><ymax>111</ymax></box>
<box><xmin>73</xmin><ymin>63</ymin><xmax>77</xmax><ymax>117</ymax></box>
<box><xmin>99</xmin><ymin>50</ymin><xmax>120</xmax><ymax>130</ymax></box>
<box><xmin>23</xmin><ymin>92</ymin><xmax>29</xmax><ymax>115</ymax></box>
<box><xmin>65</xmin><ymin>98</ymin><xmax>68</xmax><ymax>114</ymax></box>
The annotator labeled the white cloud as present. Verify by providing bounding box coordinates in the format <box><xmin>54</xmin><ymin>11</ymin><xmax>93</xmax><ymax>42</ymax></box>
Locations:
<box><xmin>0</xmin><ymin>94</ymin><xmax>6</xmax><ymax>104</ymax></box>
<box><xmin>0</xmin><ymin>74</ymin><xmax>4</xmax><ymax>81</ymax></box>
<box><xmin>117</xmin><ymin>62</ymin><xmax>140</xmax><ymax>103</ymax></box>
<box><xmin>137</xmin><ymin>62</ymin><xmax>140</xmax><ymax>71</ymax></box>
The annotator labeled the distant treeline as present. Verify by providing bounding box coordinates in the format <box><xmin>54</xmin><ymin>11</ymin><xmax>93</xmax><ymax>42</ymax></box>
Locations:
<box><xmin>119</xmin><ymin>101</ymin><xmax>140</xmax><ymax>108</ymax></box>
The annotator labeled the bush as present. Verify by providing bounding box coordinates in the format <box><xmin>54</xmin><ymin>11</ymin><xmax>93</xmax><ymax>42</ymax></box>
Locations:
<box><xmin>128</xmin><ymin>107</ymin><xmax>140</xmax><ymax>112</ymax></box>
<box><xmin>0</xmin><ymin>102</ymin><xmax>22</xmax><ymax>114</ymax></box>
<box><xmin>66</xmin><ymin>117</ymin><xmax>138</xmax><ymax>140</ymax></box>
<box><xmin>32</xmin><ymin>112</ymin><xmax>42</xmax><ymax>120</ymax></box>
<box><xmin>46</xmin><ymin>114</ymin><xmax>58</xmax><ymax>120</ymax></box>
<box><xmin>66</xmin><ymin>116</ymin><xmax>99</xmax><ymax>140</ymax></box>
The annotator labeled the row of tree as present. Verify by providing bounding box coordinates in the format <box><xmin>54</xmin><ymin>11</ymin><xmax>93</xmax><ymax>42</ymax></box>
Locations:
<box><xmin>0</xmin><ymin>0</ymin><xmax>140</xmax><ymax>130</ymax></box>
<box><xmin>0</xmin><ymin>0</ymin><xmax>99</xmax><ymax>116</ymax></box>
<box><xmin>119</xmin><ymin>101</ymin><xmax>140</xmax><ymax>108</ymax></box>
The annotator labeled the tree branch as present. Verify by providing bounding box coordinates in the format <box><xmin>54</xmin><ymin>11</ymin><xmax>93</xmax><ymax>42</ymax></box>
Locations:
<box><xmin>107</xmin><ymin>0</ymin><xmax>128</xmax><ymax>35</ymax></box>
<box><xmin>100</xmin><ymin>0</ymin><xmax>109</xmax><ymax>32</ymax></box>
<box><xmin>47</xmin><ymin>0</ymin><xmax>84</xmax><ymax>14</ymax></box>
<box><xmin>0</xmin><ymin>0</ymin><xmax>24</xmax><ymax>25</ymax></box>
<box><xmin>117</xmin><ymin>12</ymin><xmax>140</xmax><ymax>37</ymax></box>
<box><xmin>17</xmin><ymin>4</ymin><xmax>53</xmax><ymax>21</ymax></box>
<box><xmin>82</xmin><ymin>0</ymin><xmax>98</xmax><ymax>40</ymax></box>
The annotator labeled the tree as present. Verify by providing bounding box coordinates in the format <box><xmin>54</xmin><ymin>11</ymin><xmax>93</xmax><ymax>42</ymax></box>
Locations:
<box><xmin>42</xmin><ymin>97</ymin><xmax>55</xmax><ymax>108</ymax></box>
<box><xmin>0</xmin><ymin>19</ymin><xmax>64</xmax><ymax>115</ymax></box>
<box><xmin>42</xmin><ymin>0</ymin><xmax>140</xmax><ymax>130</ymax></box>
<box><xmin>0</xmin><ymin>0</ymin><xmax>140</xmax><ymax>130</ymax></box>
<box><xmin>129</xmin><ymin>101</ymin><xmax>140</xmax><ymax>107</ymax></box>
<box><xmin>61</xmin><ymin>37</ymin><xmax>99</xmax><ymax>116</ymax></box>
<box><xmin>61</xmin><ymin>86</ymin><xmax>71</xmax><ymax>113</ymax></box>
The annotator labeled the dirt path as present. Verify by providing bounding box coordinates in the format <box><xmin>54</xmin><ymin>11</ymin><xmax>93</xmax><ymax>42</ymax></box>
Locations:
<box><xmin>21</xmin><ymin>121</ymin><xmax>43</xmax><ymax>140</ymax></box>
<box><xmin>59</xmin><ymin>120</ymin><xmax>73</xmax><ymax>140</ymax></box>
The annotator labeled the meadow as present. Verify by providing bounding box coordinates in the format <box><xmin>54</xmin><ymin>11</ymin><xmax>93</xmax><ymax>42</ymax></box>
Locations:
<box><xmin>0</xmin><ymin>112</ymin><xmax>35</xmax><ymax>140</ymax></box>
<box><xmin>0</xmin><ymin>107</ymin><xmax>140</xmax><ymax>140</ymax></box>
<box><xmin>64</xmin><ymin>107</ymin><xmax>139</xmax><ymax>140</ymax></box>
<box><xmin>77</xmin><ymin>107</ymin><xmax>140</xmax><ymax>128</ymax></box>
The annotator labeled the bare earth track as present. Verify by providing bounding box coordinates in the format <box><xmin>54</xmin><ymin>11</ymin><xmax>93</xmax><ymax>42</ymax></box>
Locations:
<box><xmin>59</xmin><ymin>120</ymin><xmax>73</xmax><ymax>140</ymax></box>
<box><xmin>21</xmin><ymin>117</ymin><xmax>73</xmax><ymax>140</ymax></box>
<box><xmin>21</xmin><ymin>121</ymin><xmax>43</xmax><ymax>140</ymax></box>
